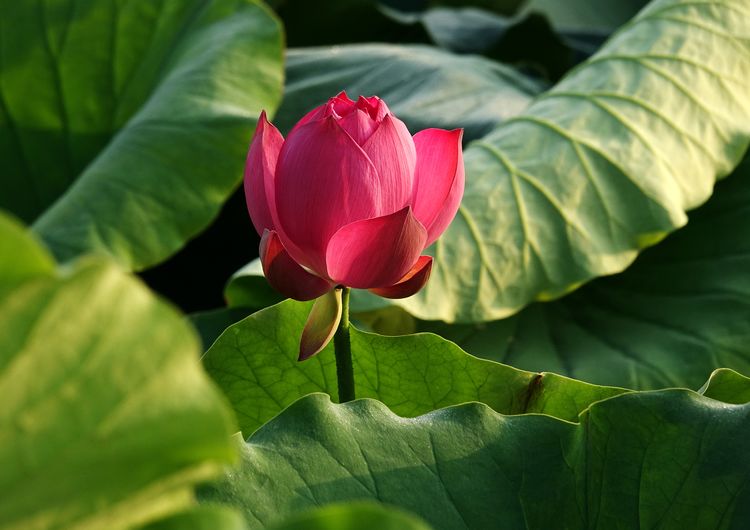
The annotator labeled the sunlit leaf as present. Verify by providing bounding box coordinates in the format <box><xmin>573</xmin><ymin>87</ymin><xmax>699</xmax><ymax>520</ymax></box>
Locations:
<box><xmin>202</xmin><ymin>389</ymin><xmax>750</xmax><ymax>529</ymax></box>
<box><xmin>266</xmin><ymin>502</ymin><xmax>433</xmax><ymax>530</ymax></box>
<box><xmin>0</xmin><ymin>215</ymin><xmax>237</xmax><ymax>530</ymax></box>
<box><xmin>397</xmin><ymin>0</ymin><xmax>750</xmax><ymax>321</ymax></box>
<box><xmin>417</xmin><ymin>163</ymin><xmax>750</xmax><ymax>390</ymax></box>
<box><xmin>202</xmin><ymin>299</ymin><xmax>626</xmax><ymax>435</ymax></box>
<box><xmin>0</xmin><ymin>0</ymin><xmax>283</xmax><ymax>270</ymax></box>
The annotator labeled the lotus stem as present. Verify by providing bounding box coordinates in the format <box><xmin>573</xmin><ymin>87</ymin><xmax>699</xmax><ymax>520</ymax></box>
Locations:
<box><xmin>333</xmin><ymin>287</ymin><xmax>355</xmax><ymax>402</ymax></box>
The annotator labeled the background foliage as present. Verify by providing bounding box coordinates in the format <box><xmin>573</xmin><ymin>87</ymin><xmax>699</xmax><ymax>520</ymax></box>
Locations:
<box><xmin>3</xmin><ymin>0</ymin><xmax>750</xmax><ymax>528</ymax></box>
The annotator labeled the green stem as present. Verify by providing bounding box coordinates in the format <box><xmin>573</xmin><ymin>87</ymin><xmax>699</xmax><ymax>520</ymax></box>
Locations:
<box><xmin>333</xmin><ymin>287</ymin><xmax>355</xmax><ymax>402</ymax></box>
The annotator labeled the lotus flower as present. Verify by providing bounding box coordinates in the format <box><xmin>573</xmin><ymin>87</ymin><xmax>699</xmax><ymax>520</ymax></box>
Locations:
<box><xmin>244</xmin><ymin>92</ymin><xmax>464</xmax><ymax>358</ymax></box>
<box><xmin>246</xmin><ymin>92</ymin><xmax>464</xmax><ymax>296</ymax></box>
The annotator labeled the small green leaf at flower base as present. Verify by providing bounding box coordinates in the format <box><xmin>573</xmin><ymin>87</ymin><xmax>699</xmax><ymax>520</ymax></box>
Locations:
<box><xmin>299</xmin><ymin>289</ymin><xmax>343</xmax><ymax>361</ymax></box>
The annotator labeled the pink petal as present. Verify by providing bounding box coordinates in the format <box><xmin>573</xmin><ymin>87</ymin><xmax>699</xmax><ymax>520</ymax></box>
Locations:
<box><xmin>361</xmin><ymin>114</ymin><xmax>416</xmax><ymax>213</ymax></box>
<box><xmin>260</xmin><ymin>230</ymin><xmax>333</xmax><ymax>301</ymax></box>
<box><xmin>338</xmin><ymin>108</ymin><xmax>378</xmax><ymax>145</ymax></box>
<box><xmin>244</xmin><ymin>111</ymin><xmax>284</xmax><ymax>235</ymax></box>
<box><xmin>296</xmin><ymin>105</ymin><xmax>326</xmax><ymax>128</ymax></box>
<box><xmin>299</xmin><ymin>288</ymin><xmax>342</xmax><ymax>361</ymax></box>
<box><xmin>275</xmin><ymin>116</ymin><xmax>382</xmax><ymax>277</ymax></box>
<box><xmin>370</xmin><ymin>256</ymin><xmax>433</xmax><ymax>299</ymax></box>
<box><xmin>356</xmin><ymin>95</ymin><xmax>389</xmax><ymax>121</ymax></box>
<box><xmin>288</xmin><ymin>92</ymin><xmax>355</xmax><ymax>137</ymax></box>
<box><xmin>326</xmin><ymin>206</ymin><xmax>427</xmax><ymax>289</ymax></box>
<box><xmin>411</xmin><ymin>128</ymin><xmax>465</xmax><ymax>246</ymax></box>
<box><xmin>330</xmin><ymin>91</ymin><xmax>356</xmax><ymax>117</ymax></box>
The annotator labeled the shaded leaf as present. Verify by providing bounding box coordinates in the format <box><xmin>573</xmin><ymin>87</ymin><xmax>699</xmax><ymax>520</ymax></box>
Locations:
<box><xmin>397</xmin><ymin>7</ymin><xmax>574</xmax><ymax>81</ymax></box>
<box><xmin>277</xmin><ymin>44</ymin><xmax>544</xmax><ymax>142</ymax></box>
<box><xmin>523</xmin><ymin>0</ymin><xmax>649</xmax><ymax>33</ymax></box>
<box><xmin>224</xmin><ymin>259</ymin><xmax>283</xmax><ymax>309</ymax></box>
<box><xmin>699</xmin><ymin>369</ymin><xmax>750</xmax><ymax>406</ymax></box>
<box><xmin>416</xmin><ymin>7</ymin><xmax>512</xmax><ymax>54</ymax></box>
<box><xmin>424</xmin><ymin>0</ymin><xmax>522</xmax><ymax>15</ymax></box>
<box><xmin>188</xmin><ymin>306</ymin><xmax>255</xmax><ymax>351</ymax></box>
<box><xmin>274</xmin><ymin>0</ymin><xmax>430</xmax><ymax>46</ymax></box>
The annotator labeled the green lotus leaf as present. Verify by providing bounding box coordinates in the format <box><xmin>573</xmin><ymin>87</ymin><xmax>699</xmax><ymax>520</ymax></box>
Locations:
<box><xmin>202</xmin><ymin>389</ymin><xmax>750</xmax><ymax>529</ymax></box>
<box><xmin>0</xmin><ymin>213</ymin><xmax>238</xmax><ymax>530</ymax></box>
<box><xmin>266</xmin><ymin>502</ymin><xmax>433</xmax><ymax>530</ymax></box>
<box><xmin>416</xmin><ymin>160</ymin><xmax>750</xmax><ymax>390</ymax></box>
<box><xmin>0</xmin><ymin>0</ymin><xmax>283</xmax><ymax>270</ymax></box>
<box><xmin>276</xmin><ymin>44</ymin><xmax>544</xmax><ymax>142</ymax></box>
<box><xmin>202</xmin><ymin>299</ymin><xmax>627</xmax><ymax>435</ymax></box>
<box><xmin>398</xmin><ymin>0</ymin><xmax>750</xmax><ymax>322</ymax></box>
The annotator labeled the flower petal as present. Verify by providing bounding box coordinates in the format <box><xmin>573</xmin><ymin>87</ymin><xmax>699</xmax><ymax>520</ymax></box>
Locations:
<box><xmin>288</xmin><ymin>91</ymin><xmax>355</xmax><ymax>137</ymax></box>
<box><xmin>275</xmin><ymin>116</ymin><xmax>382</xmax><ymax>276</ymax></box>
<box><xmin>361</xmin><ymin>114</ymin><xmax>416</xmax><ymax>213</ymax></box>
<box><xmin>411</xmin><ymin>128</ymin><xmax>465</xmax><ymax>246</ymax></box>
<box><xmin>260</xmin><ymin>230</ymin><xmax>333</xmax><ymax>301</ymax></box>
<box><xmin>299</xmin><ymin>288</ymin><xmax>342</xmax><ymax>361</ymax></box>
<box><xmin>326</xmin><ymin>206</ymin><xmax>427</xmax><ymax>289</ymax></box>
<box><xmin>338</xmin><ymin>108</ymin><xmax>379</xmax><ymax>145</ymax></box>
<box><xmin>356</xmin><ymin>95</ymin><xmax>389</xmax><ymax>121</ymax></box>
<box><xmin>330</xmin><ymin>91</ymin><xmax>357</xmax><ymax>117</ymax></box>
<box><xmin>244</xmin><ymin>111</ymin><xmax>283</xmax><ymax>235</ymax></box>
<box><xmin>369</xmin><ymin>256</ymin><xmax>433</xmax><ymax>299</ymax></box>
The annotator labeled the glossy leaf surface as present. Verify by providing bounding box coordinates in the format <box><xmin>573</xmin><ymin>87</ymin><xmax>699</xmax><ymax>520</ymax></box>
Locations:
<box><xmin>0</xmin><ymin>0</ymin><xmax>283</xmax><ymax>270</ymax></box>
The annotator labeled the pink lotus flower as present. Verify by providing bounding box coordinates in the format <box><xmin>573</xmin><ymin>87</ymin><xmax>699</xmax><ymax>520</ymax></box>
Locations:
<box><xmin>245</xmin><ymin>92</ymin><xmax>464</xmax><ymax>301</ymax></box>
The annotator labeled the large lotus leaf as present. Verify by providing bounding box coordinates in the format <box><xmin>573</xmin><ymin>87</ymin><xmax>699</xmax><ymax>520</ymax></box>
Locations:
<box><xmin>699</xmin><ymin>369</ymin><xmax>750</xmax><ymax>405</ymax></box>
<box><xmin>266</xmin><ymin>502</ymin><xmax>433</xmax><ymax>530</ymax></box>
<box><xmin>0</xmin><ymin>0</ymin><xmax>283</xmax><ymax>269</ymax></box>
<box><xmin>376</xmin><ymin>0</ymin><xmax>750</xmax><ymax>322</ymax></box>
<box><xmin>348</xmin><ymin>152</ymin><xmax>750</xmax><ymax>372</ymax></box>
<box><xmin>224</xmin><ymin>259</ymin><xmax>284</xmax><ymax>309</ymax></box>
<box><xmin>523</xmin><ymin>0</ymin><xmax>649</xmax><ymax>33</ymax></box>
<box><xmin>405</xmin><ymin>3</ymin><xmax>636</xmax><ymax>79</ymax></box>
<box><xmin>0</xmin><ymin>219</ymin><xmax>238</xmax><ymax>530</ymax></box>
<box><xmin>201</xmin><ymin>390</ymin><xmax>750</xmax><ymax>529</ymax></box>
<box><xmin>276</xmin><ymin>44</ymin><xmax>544</xmax><ymax>141</ymax></box>
<box><xmin>426</xmin><ymin>0</ymin><xmax>523</xmax><ymax>14</ymax></box>
<box><xmin>416</xmin><ymin>160</ymin><xmax>750</xmax><ymax>390</ymax></box>
<box><xmin>146</xmin><ymin>501</ymin><xmax>432</xmax><ymax>530</ymax></box>
<box><xmin>381</xmin><ymin>7</ymin><xmax>580</xmax><ymax>81</ymax></box>
<box><xmin>410</xmin><ymin>7</ymin><xmax>514</xmax><ymax>54</ymax></box>
<box><xmin>0</xmin><ymin>212</ymin><xmax>54</xmax><ymax>298</ymax></box>
<box><xmin>189</xmin><ymin>306</ymin><xmax>255</xmax><ymax>350</ymax></box>
<box><xmin>202</xmin><ymin>299</ymin><xmax>627</xmax><ymax>435</ymax></box>
<box><xmin>139</xmin><ymin>506</ymin><xmax>247</xmax><ymax>530</ymax></box>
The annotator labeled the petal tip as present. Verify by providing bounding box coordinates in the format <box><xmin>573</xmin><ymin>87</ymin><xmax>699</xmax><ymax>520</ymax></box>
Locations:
<box><xmin>370</xmin><ymin>255</ymin><xmax>433</xmax><ymax>299</ymax></box>
<box><xmin>298</xmin><ymin>345</ymin><xmax>318</xmax><ymax>362</ymax></box>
